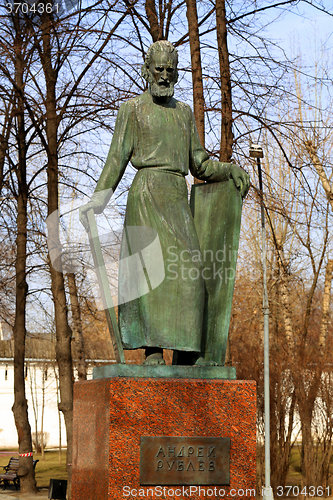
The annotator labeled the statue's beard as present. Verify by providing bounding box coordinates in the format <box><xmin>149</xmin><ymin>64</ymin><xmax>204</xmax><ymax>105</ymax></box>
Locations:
<box><xmin>150</xmin><ymin>81</ymin><xmax>174</xmax><ymax>98</ymax></box>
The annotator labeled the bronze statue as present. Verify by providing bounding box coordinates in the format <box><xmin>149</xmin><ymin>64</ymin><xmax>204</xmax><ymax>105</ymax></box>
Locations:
<box><xmin>80</xmin><ymin>41</ymin><xmax>250</xmax><ymax>366</ymax></box>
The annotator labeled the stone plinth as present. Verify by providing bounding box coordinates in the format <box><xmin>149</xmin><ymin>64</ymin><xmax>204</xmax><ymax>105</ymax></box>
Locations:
<box><xmin>72</xmin><ymin>375</ymin><xmax>256</xmax><ymax>500</ymax></box>
<box><xmin>93</xmin><ymin>363</ymin><xmax>236</xmax><ymax>380</ymax></box>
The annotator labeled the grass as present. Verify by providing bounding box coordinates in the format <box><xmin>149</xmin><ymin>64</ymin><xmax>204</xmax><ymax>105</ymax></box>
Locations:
<box><xmin>34</xmin><ymin>450</ymin><xmax>68</xmax><ymax>488</ymax></box>
<box><xmin>287</xmin><ymin>446</ymin><xmax>333</xmax><ymax>486</ymax></box>
<box><xmin>288</xmin><ymin>447</ymin><xmax>303</xmax><ymax>480</ymax></box>
<box><xmin>1</xmin><ymin>446</ymin><xmax>332</xmax><ymax>493</ymax></box>
<box><xmin>0</xmin><ymin>450</ymin><xmax>68</xmax><ymax>489</ymax></box>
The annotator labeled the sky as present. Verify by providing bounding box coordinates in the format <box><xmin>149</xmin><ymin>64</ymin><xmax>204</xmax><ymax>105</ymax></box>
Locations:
<box><xmin>262</xmin><ymin>2</ymin><xmax>333</xmax><ymax>62</ymax></box>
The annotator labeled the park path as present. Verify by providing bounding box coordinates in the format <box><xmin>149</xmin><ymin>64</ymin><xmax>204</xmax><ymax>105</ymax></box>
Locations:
<box><xmin>0</xmin><ymin>489</ymin><xmax>48</xmax><ymax>500</ymax></box>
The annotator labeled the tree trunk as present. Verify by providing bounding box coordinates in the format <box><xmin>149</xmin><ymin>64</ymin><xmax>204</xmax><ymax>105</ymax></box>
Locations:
<box><xmin>186</xmin><ymin>0</ymin><xmax>205</xmax><ymax>147</ymax></box>
<box><xmin>67</xmin><ymin>272</ymin><xmax>86</xmax><ymax>380</ymax></box>
<box><xmin>216</xmin><ymin>0</ymin><xmax>233</xmax><ymax>162</ymax></box>
<box><xmin>42</xmin><ymin>14</ymin><xmax>74</xmax><ymax>497</ymax></box>
<box><xmin>145</xmin><ymin>0</ymin><xmax>162</xmax><ymax>41</ymax></box>
<box><xmin>296</xmin><ymin>371</ymin><xmax>321</xmax><ymax>486</ymax></box>
<box><xmin>275</xmin><ymin>240</ymin><xmax>293</xmax><ymax>348</ymax></box>
<box><xmin>29</xmin><ymin>366</ymin><xmax>39</xmax><ymax>452</ymax></box>
<box><xmin>186</xmin><ymin>0</ymin><xmax>205</xmax><ymax>185</ymax></box>
<box><xmin>320</xmin><ymin>259</ymin><xmax>333</xmax><ymax>349</ymax></box>
<box><xmin>318</xmin><ymin>372</ymin><xmax>333</xmax><ymax>488</ymax></box>
<box><xmin>41</xmin><ymin>366</ymin><xmax>45</xmax><ymax>461</ymax></box>
<box><xmin>54</xmin><ymin>365</ymin><xmax>62</xmax><ymax>464</ymax></box>
<box><xmin>271</xmin><ymin>385</ymin><xmax>296</xmax><ymax>490</ymax></box>
<box><xmin>269</xmin><ymin>373</ymin><xmax>295</xmax><ymax>492</ymax></box>
<box><xmin>279</xmin><ymin>390</ymin><xmax>296</xmax><ymax>486</ymax></box>
<box><xmin>12</xmin><ymin>34</ymin><xmax>37</xmax><ymax>493</ymax></box>
<box><xmin>300</xmin><ymin>410</ymin><xmax>316</xmax><ymax>485</ymax></box>
<box><xmin>48</xmin><ymin>118</ymin><xmax>74</xmax><ymax>499</ymax></box>
<box><xmin>0</xmin><ymin>110</ymin><xmax>12</xmax><ymax>195</ymax></box>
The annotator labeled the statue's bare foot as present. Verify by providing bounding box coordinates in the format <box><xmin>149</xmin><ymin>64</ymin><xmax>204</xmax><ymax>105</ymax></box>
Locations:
<box><xmin>143</xmin><ymin>352</ymin><xmax>166</xmax><ymax>366</ymax></box>
<box><xmin>194</xmin><ymin>357</ymin><xmax>218</xmax><ymax>366</ymax></box>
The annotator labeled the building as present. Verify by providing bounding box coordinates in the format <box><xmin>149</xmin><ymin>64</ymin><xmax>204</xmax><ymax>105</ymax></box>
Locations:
<box><xmin>0</xmin><ymin>337</ymin><xmax>116</xmax><ymax>450</ymax></box>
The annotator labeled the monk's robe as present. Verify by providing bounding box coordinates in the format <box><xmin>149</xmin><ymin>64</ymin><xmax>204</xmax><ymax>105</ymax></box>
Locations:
<box><xmin>94</xmin><ymin>91</ymin><xmax>235</xmax><ymax>352</ymax></box>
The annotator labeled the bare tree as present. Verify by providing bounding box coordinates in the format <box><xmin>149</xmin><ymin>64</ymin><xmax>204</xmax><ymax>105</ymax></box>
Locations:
<box><xmin>67</xmin><ymin>273</ymin><xmax>86</xmax><ymax>380</ymax></box>
<box><xmin>216</xmin><ymin>0</ymin><xmax>233</xmax><ymax>162</ymax></box>
<box><xmin>185</xmin><ymin>0</ymin><xmax>205</xmax><ymax>147</ymax></box>
<box><xmin>9</xmin><ymin>10</ymin><xmax>38</xmax><ymax>493</ymax></box>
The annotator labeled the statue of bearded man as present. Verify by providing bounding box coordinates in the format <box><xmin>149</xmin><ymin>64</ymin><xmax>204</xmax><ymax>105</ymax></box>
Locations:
<box><xmin>80</xmin><ymin>40</ymin><xmax>250</xmax><ymax>366</ymax></box>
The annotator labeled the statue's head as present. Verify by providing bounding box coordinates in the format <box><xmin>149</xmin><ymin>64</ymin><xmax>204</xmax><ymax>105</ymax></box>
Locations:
<box><xmin>141</xmin><ymin>40</ymin><xmax>178</xmax><ymax>99</ymax></box>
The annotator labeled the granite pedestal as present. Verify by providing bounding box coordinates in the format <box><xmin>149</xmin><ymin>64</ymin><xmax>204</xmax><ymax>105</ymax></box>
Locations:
<box><xmin>72</xmin><ymin>367</ymin><xmax>256</xmax><ymax>500</ymax></box>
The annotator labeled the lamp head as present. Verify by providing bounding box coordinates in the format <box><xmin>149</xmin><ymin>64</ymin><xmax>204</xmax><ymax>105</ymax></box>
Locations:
<box><xmin>249</xmin><ymin>144</ymin><xmax>264</xmax><ymax>159</ymax></box>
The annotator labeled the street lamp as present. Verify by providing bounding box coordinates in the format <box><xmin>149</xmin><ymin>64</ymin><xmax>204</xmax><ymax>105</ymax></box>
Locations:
<box><xmin>249</xmin><ymin>144</ymin><xmax>274</xmax><ymax>500</ymax></box>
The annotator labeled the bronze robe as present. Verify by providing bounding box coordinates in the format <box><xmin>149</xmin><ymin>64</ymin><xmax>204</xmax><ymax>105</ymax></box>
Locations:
<box><xmin>95</xmin><ymin>91</ymin><xmax>232</xmax><ymax>351</ymax></box>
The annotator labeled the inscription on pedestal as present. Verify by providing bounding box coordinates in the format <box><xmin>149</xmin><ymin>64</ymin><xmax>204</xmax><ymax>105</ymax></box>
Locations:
<box><xmin>140</xmin><ymin>436</ymin><xmax>230</xmax><ymax>485</ymax></box>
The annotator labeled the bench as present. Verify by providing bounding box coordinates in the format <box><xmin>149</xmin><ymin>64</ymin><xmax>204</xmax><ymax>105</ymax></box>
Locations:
<box><xmin>0</xmin><ymin>457</ymin><xmax>39</xmax><ymax>490</ymax></box>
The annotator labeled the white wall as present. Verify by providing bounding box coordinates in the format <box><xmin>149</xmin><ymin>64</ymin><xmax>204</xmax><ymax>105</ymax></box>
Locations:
<box><xmin>0</xmin><ymin>360</ymin><xmax>93</xmax><ymax>449</ymax></box>
<box><xmin>0</xmin><ymin>361</ymin><xmax>18</xmax><ymax>448</ymax></box>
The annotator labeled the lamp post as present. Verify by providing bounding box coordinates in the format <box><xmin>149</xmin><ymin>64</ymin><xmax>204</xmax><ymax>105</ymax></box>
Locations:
<box><xmin>249</xmin><ymin>144</ymin><xmax>274</xmax><ymax>500</ymax></box>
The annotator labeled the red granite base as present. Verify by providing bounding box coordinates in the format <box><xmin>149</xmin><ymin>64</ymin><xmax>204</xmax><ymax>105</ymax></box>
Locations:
<box><xmin>72</xmin><ymin>378</ymin><xmax>256</xmax><ymax>500</ymax></box>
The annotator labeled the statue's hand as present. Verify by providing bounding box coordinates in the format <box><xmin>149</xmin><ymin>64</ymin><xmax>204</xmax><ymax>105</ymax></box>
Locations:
<box><xmin>79</xmin><ymin>190</ymin><xmax>112</xmax><ymax>231</ymax></box>
<box><xmin>229</xmin><ymin>164</ymin><xmax>250</xmax><ymax>198</ymax></box>
<box><xmin>79</xmin><ymin>199</ymin><xmax>102</xmax><ymax>232</ymax></box>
